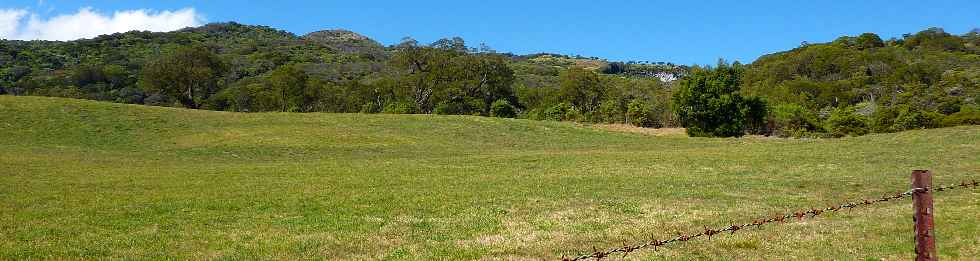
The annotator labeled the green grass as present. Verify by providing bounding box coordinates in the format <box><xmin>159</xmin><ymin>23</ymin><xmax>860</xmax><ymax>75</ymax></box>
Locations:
<box><xmin>1</xmin><ymin>96</ymin><xmax>978</xmax><ymax>260</ymax></box>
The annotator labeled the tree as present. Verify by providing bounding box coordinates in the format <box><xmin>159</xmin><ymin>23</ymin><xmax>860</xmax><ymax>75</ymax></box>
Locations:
<box><xmin>102</xmin><ymin>64</ymin><xmax>129</xmax><ymax>88</ymax></box>
<box><xmin>558</xmin><ymin>68</ymin><xmax>604</xmax><ymax>113</ymax></box>
<box><xmin>741</xmin><ymin>96</ymin><xmax>768</xmax><ymax>134</ymax></box>
<box><xmin>430</xmin><ymin>37</ymin><xmax>467</xmax><ymax>52</ymax></box>
<box><xmin>268</xmin><ymin>64</ymin><xmax>312</xmax><ymax>112</ymax></box>
<box><xmin>672</xmin><ymin>62</ymin><xmax>764</xmax><ymax>137</ymax></box>
<box><xmin>601</xmin><ymin>62</ymin><xmax>626</xmax><ymax>74</ymax></box>
<box><xmin>139</xmin><ymin>45</ymin><xmax>226</xmax><ymax>109</ymax></box>
<box><xmin>626</xmin><ymin>99</ymin><xmax>653</xmax><ymax>127</ymax></box>
<box><xmin>72</xmin><ymin>63</ymin><xmax>106</xmax><ymax>87</ymax></box>
<box><xmin>450</xmin><ymin>54</ymin><xmax>517</xmax><ymax>115</ymax></box>
<box><xmin>391</xmin><ymin>42</ymin><xmax>457</xmax><ymax>113</ymax></box>
<box><xmin>855</xmin><ymin>33</ymin><xmax>885</xmax><ymax>50</ymax></box>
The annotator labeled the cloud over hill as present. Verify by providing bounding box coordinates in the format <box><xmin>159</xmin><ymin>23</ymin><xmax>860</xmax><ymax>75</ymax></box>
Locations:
<box><xmin>0</xmin><ymin>7</ymin><xmax>203</xmax><ymax>41</ymax></box>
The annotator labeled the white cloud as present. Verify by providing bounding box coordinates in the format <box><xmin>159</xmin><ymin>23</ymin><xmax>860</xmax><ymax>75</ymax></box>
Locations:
<box><xmin>0</xmin><ymin>7</ymin><xmax>204</xmax><ymax>41</ymax></box>
<box><xmin>0</xmin><ymin>9</ymin><xmax>28</xmax><ymax>38</ymax></box>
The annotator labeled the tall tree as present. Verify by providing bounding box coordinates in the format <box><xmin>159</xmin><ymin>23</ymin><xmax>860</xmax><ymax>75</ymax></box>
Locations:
<box><xmin>139</xmin><ymin>45</ymin><xmax>226</xmax><ymax>109</ymax></box>
<box><xmin>391</xmin><ymin>42</ymin><xmax>457</xmax><ymax>113</ymax></box>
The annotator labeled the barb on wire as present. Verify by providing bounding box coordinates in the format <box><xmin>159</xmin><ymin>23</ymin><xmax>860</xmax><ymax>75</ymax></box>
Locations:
<box><xmin>562</xmin><ymin>179</ymin><xmax>979</xmax><ymax>261</ymax></box>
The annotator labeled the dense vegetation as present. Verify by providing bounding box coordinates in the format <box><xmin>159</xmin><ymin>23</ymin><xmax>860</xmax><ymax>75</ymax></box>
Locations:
<box><xmin>2</xmin><ymin>23</ymin><xmax>978</xmax><ymax>137</ymax></box>
<box><xmin>743</xmin><ymin>28</ymin><xmax>980</xmax><ymax>137</ymax></box>
<box><xmin>0</xmin><ymin>23</ymin><xmax>678</xmax><ymax>127</ymax></box>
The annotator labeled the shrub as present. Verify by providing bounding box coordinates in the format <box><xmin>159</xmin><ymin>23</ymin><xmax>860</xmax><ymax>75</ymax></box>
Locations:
<box><xmin>892</xmin><ymin>109</ymin><xmax>943</xmax><ymax>131</ymax></box>
<box><xmin>434</xmin><ymin>99</ymin><xmax>477</xmax><ymax>115</ymax></box>
<box><xmin>596</xmin><ymin>101</ymin><xmax>624</xmax><ymax>123</ymax></box>
<box><xmin>626</xmin><ymin>99</ymin><xmax>655</xmax><ymax>127</ymax></box>
<box><xmin>870</xmin><ymin>106</ymin><xmax>901</xmax><ymax>132</ymax></box>
<box><xmin>940</xmin><ymin>107</ymin><xmax>980</xmax><ymax>127</ymax></box>
<box><xmin>143</xmin><ymin>93</ymin><xmax>173</xmax><ymax>106</ymax></box>
<box><xmin>873</xmin><ymin>105</ymin><xmax>943</xmax><ymax>132</ymax></box>
<box><xmin>541</xmin><ymin>102</ymin><xmax>577</xmax><ymax>121</ymax></box>
<box><xmin>383</xmin><ymin>102</ymin><xmax>415</xmax><ymax>114</ymax></box>
<box><xmin>360</xmin><ymin>102</ymin><xmax>381</xmax><ymax>113</ymax></box>
<box><xmin>489</xmin><ymin>99</ymin><xmax>517</xmax><ymax>118</ymax></box>
<box><xmin>827</xmin><ymin>106</ymin><xmax>870</xmax><ymax>137</ymax></box>
<box><xmin>770</xmin><ymin>104</ymin><xmax>825</xmax><ymax>138</ymax></box>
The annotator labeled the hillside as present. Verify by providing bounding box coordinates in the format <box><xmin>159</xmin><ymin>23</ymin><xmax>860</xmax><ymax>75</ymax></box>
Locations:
<box><xmin>302</xmin><ymin>29</ymin><xmax>386</xmax><ymax>58</ymax></box>
<box><xmin>0</xmin><ymin>22</ymin><xmax>682</xmax><ymax>126</ymax></box>
<box><xmin>1</xmin><ymin>96</ymin><xmax>978</xmax><ymax>259</ymax></box>
<box><xmin>3</xmin><ymin>23</ymin><xmax>979</xmax><ymax>139</ymax></box>
<box><xmin>741</xmin><ymin>28</ymin><xmax>980</xmax><ymax>136</ymax></box>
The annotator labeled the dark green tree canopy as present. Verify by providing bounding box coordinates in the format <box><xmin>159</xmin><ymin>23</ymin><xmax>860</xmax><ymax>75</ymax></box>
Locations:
<box><xmin>559</xmin><ymin>67</ymin><xmax>605</xmax><ymax>113</ymax></box>
<box><xmin>672</xmin><ymin>62</ymin><xmax>765</xmax><ymax>137</ymax></box>
<box><xmin>139</xmin><ymin>45</ymin><xmax>227</xmax><ymax>109</ymax></box>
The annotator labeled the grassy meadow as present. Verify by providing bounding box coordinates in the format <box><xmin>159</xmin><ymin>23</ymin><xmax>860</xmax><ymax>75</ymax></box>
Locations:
<box><xmin>1</xmin><ymin>96</ymin><xmax>978</xmax><ymax>260</ymax></box>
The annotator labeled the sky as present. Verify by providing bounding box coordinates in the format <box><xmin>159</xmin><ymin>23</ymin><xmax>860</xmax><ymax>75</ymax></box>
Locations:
<box><xmin>1</xmin><ymin>0</ymin><xmax>978</xmax><ymax>65</ymax></box>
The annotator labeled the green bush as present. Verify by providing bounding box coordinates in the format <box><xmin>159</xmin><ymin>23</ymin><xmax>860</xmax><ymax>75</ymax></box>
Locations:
<box><xmin>434</xmin><ymin>100</ymin><xmax>477</xmax><ymax>115</ymax></box>
<box><xmin>626</xmin><ymin>99</ymin><xmax>655</xmax><ymax>127</ymax></box>
<box><xmin>489</xmin><ymin>99</ymin><xmax>517</xmax><ymax>118</ymax></box>
<box><xmin>770</xmin><ymin>104</ymin><xmax>825</xmax><ymax>138</ymax></box>
<box><xmin>873</xmin><ymin>105</ymin><xmax>943</xmax><ymax>132</ymax></box>
<box><xmin>596</xmin><ymin>101</ymin><xmax>624</xmax><ymax>123</ymax></box>
<box><xmin>827</xmin><ymin>106</ymin><xmax>870</xmax><ymax>137</ymax></box>
<box><xmin>941</xmin><ymin>107</ymin><xmax>980</xmax><ymax>127</ymax></box>
<box><xmin>383</xmin><ymin>102</ymin><xmax>415</xmax><ymax>114</ymax></box>
<box><xmin>540</xmin><ymin>102</ymin><xmax>577</xmax><ymax>121</ymax></box>
<box><xmin>360</xmin><ymin>102</ymin><xmax>381</xmax><ymax>113</ymax></box>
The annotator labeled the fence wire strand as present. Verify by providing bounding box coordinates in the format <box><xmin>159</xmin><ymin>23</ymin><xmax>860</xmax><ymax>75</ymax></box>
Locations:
<box><xmin>562</xmin><ymin>179</ymin><xmax>980</xmax><ymax>261</ymax></box>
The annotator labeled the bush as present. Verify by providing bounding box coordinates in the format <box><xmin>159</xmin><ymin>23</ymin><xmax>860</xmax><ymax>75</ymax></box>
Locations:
<box><xmin>143</xmin><ymin>93</ymin><xmax>173</xmax><ymax>106</ymax></box>
<box><xmin>940</xmin><ymin>107</ymin><xmax>980</xmax><ymax>127</ymax></box>
<box><xmin>434</xmin><ymin>99</ymin><xmax>477</xmax><ymax>115</ymax></box>
<box><xmin>893</xmin><ymin>110</ymin><xmax>943</xmax><ymax>131</ymax></box>
<box><xmin>489</xmin><ymin>99</ymin><xmax>517</xmax><ymax>118</ymax></box>
<box><xmin>383</xmin><ymin>102</ymin><xmax>415</xmax><ymax>114</ymax></box>
<box><xmin>827</xmin><ymin>106</ymin><xmax>870</xmax><ymax>137</ymax></box>
<box><xmin>626</xmin><ymin>99</ymin><xmax>655</xmax><ymax>127</ymax></box>
<box><xmin>535</xmin><ymin>102</ymin><xmax>571</xmax><ymax>121</ymax></box>
<box><xmin>360</xmin><ymin>102</ymin><xmax>381</xmax><ymax>113</ymax></box>
<box><xmin>873</xmin><ymin>105</ymin><xmax>943</xmax><ymax>132</ymax></box>
<box><xmin>770</xmin><ymin>104</ymin><xmax>825</xmax><ymax>138</ymax></box>
<box><xmin>596</xmin><ymin>101</ymin><xmax>624</xmax><ymax>123</ymax></box>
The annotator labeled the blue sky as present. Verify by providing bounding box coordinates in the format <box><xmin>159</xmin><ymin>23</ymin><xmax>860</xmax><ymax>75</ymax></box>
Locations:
<box><xmin>2</xmin><ymin>0</ymin><xmax>979</xmax><ymax>65</ymax></box>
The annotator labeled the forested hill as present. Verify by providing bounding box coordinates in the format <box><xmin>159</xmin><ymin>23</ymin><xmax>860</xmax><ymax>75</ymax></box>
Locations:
<box><xmin>1</xmin><ymin>23</ymin><xmax>978</xmax><ymax>138</ymax></box>
<box><xmin>0</xmin><ymin>22</ymin><xmax>682</xmax><ymax>125</ymax></box>
<box><xmin>742</xmin><ymin>28</ymin><xmax>980</xmax><ymax>136</ymax></box>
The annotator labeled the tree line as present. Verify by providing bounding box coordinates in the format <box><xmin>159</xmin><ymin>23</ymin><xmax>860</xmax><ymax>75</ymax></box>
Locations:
<box><xmin>1</xmin><ymin>23</ymin><xmax>978</xmax><ymax>138</ymax></box>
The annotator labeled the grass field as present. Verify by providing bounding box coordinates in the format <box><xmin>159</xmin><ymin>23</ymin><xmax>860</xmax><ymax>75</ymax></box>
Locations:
<box><xmin>1</xmin><ymin>96</ymin><xmax>978</xmax><ymax>260</ymax></box>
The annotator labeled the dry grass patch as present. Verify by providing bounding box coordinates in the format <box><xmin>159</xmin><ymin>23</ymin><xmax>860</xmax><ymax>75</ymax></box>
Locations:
<box><xmin>592</xmin><ymin>124</ymin><xmax>687</xmax><ymax>137</ymax></box>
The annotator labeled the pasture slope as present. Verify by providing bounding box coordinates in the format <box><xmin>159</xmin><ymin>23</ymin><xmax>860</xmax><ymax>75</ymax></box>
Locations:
<box><xmin>1</xmin><ymin>96</ymin><xmax>978</xmax><ymax>260</ymax></box>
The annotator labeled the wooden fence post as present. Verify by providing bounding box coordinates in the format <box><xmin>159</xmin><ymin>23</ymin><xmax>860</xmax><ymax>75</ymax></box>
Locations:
<box><xmin>912</xmin><ymin>170</ymin><xmax>937</xmax><ymax>261</ymax></box>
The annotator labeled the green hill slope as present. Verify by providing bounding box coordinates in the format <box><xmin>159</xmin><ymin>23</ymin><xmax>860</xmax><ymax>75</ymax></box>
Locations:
<box><xmin>1</xmin><ymin>96</ymin><xmax>978</xmax><ymax>259</ymax></box>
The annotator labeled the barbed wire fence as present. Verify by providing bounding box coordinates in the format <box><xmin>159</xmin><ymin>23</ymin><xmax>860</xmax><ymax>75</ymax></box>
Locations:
<box><xmin>561</xmin><ymin>173</ymin><xmax>979</xmax><ymax>261</ymax></box>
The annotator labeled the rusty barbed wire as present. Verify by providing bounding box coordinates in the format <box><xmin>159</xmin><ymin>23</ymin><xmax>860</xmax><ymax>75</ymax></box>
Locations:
<box><xmin>562</xmin><ymin>179</ymin><xmax>980</xmax><ymax>261</ymax></box>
